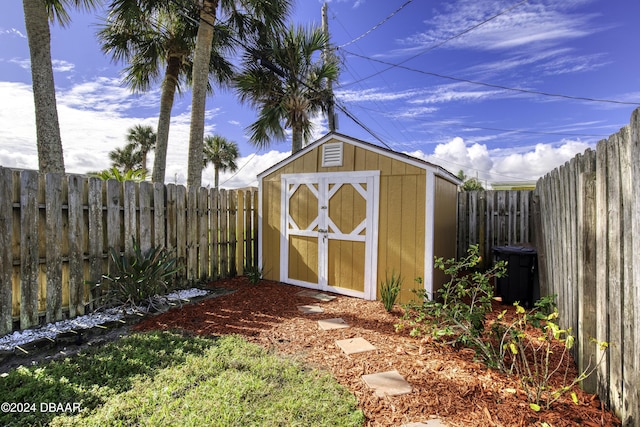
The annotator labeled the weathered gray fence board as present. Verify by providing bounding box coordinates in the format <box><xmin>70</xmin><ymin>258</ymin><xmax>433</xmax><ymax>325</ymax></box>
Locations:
<box><xmin>20</xmin><ymin>170</ymin><xmax>39</xmax><ymax>329</ymax></box>
<box><xmin>106</xmin><ymin>180</ymin><xmax>121</xmax><ymax>276</ymax></box>
<box><xmin>210</xmin><ymin>188</ymin><xmax>219</xmax><ymax>278</ymax></box>
<box><xmin>606</xmin><ymin>133</ymin><xmax>623</xmax><ymax>412</ymax></box>
<box><xmin>87</xmin><ymin>178</ymin><xmax>103</xmax><ymax>311</ymax></box>
<box><xmin>124</xmin><ymin>181</ymin><xmax>137</xmax><ymax>254</ymax></box>
<box><xmin>175</xmin><ymin>185</ymin><xmax>187</xmax><ymax>283</ymax></box>
<box><xmin>45</xmin><ymin>173</ymin><xmax>63</xmax><ymax>323</ymax></box>
<box><xmin>219</xmin><ymin>189</ymin><xmax>229</xmax><ymax>277</ymax></box>
<box><xmin>186</xmin><ymin>187</ymin><xmax>198</xmax><ymax>280</ymax></box>
<box><xmin>139</xmin><ymin>182</ymin><xmax>152</xmax><ymax>254</ymax></box>
<box><xmin>67</xmin><ymin>175</ymin><xmax>84</xmax><ymax>317</ymax></box>
<box><xmin>594</xmin><ymin>138</ymin><xmax>610</xmax><ymax>405</ymax></box>
<box><xmin>629</xmin><ymin>108</ymin><xmax>640</xmax><ymax>427</ymax></box>
<box><xmin>153</xmin><ymin>182</ymin><xmax>165</xmax><ymax>248</ymax></box>
<box><xmin>0</xmin><ymin>168</ymin><xmax>13</xmax><ymax>334</ymax></box>
<box><xmin>619</xmin><ymin>125</ymin><xmax>636</xmax><ymax>426</ymax></box>
<box><xmin>198</xmin><ymin>187</ymin><xmax>209</xmax><ymax>280</ymax></box>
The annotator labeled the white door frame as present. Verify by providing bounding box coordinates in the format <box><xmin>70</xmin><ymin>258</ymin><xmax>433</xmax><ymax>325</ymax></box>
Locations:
<box><xmin>280</xmin><ymin>171</ymin><xmax>380</xmax><ymax>300</ymax></box>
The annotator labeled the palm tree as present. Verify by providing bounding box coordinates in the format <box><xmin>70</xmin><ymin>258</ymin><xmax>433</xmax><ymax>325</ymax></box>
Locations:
<box><xmin>22</xmin><ymin>0</ymin><xmax>99</xmax><ymax>173</ymax></box>
<box><xmin>125</xmin><ymin>125</ymin><xmax>156</xmax><ymax>172</ymax></box>
<box><xmin>203</xmin><ymin>134</ymin><xmax>239</xmax><ymax>189</ymax></box>
<box><xmin>109</xmin><ymin>143</ymin><xmax>141</xmax><ymax>173</ymax></box>
<box><xmin>89</xmin><ymin>167</ymin><xmax>147</xmax><ymax>182</ymax></box>
<box><xmin>97</xmin><ymin>0</ymin><xmax>235</xmax><ymax>183</ymax></box>
<box><xmin>186</xmin><ymin>0</ymin><xmax>292</xmax><ymax>189</ymax></box>
<box><xmin>234</xmin><ymin>25</ymin><xmax>339</xmax><ymax>153</ymax></box>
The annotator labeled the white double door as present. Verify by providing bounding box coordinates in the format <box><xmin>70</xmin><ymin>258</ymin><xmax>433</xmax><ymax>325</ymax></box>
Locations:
<box><xmin>280</xmin><ymin>171</ymin><xmax>379</xmax><ymax>299</ymax></box>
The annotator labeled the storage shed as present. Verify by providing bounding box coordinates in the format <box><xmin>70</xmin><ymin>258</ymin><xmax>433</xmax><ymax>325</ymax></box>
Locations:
<box><xmin>258</xmin><ymin>132</ymin><xmax>460</xmax><ymax>303</ymax></box>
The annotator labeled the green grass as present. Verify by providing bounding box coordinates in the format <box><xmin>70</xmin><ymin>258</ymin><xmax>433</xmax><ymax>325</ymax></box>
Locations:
<box><xmin>0</xmin><ymin>332</ymin><xmax>364</xmax><ymax>427</ymax></box>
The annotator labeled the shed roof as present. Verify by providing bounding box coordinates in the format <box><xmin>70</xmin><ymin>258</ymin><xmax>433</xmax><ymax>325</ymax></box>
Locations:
<box><xmin>257</xmin><ymin>132</ymin><xmax>461</xmax><ymax>184</ymax></box>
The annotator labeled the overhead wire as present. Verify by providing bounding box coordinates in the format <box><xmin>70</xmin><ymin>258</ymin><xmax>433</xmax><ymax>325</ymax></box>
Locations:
<box><xmin>338</xmin><ymin>0</ymin><xmax>414</xmax><ymax>48</ymax></box>
<box><xmin>341</xmin><ymin>0</ymin><xmax>529</xmax><ymax>87</ymax></box>
<box><xmin>342</xmin><ymin>50</ymin><xmax>640</xmax><ymax>106</ymax></box>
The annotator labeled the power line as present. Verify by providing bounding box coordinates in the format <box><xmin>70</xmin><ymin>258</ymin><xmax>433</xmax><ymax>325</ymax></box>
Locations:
<box><xmin>342</xmin><ymin>50</ymin><xmax>640</xmax><ymax>106</ymax></box>
<box><xmin>337</xmin><ymin>0</ymin><xmax>414</xmax><ymax>48</ymax></box>
<box><xmin>350</xmin><ymin>104</ymin><xmax>611</xmax><ymax>137</ymax></box>
<box><xmin>342</xmin><ymin>0</ymin><xmax>528</xmax><ymax>86</ymax></box>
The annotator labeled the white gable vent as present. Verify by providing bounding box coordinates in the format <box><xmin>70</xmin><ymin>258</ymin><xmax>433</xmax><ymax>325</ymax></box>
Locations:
<box><xmin>322</xmin><ymin>142</ymin><xmax>343</xmax><ymax>167</ymax></box>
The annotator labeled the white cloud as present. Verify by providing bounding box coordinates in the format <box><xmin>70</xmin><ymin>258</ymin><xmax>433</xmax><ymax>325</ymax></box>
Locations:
<box><xmin>492</xmin><ymin>139</ymin><xmax>591</xmax><ymax>181</ymax></box>
<box><xmin>52</xmin><ymin>59</ymin><xmax>75</xmax><ymax>73</ymax></box>
<box><xmin>0</xmin><ymin>28</ymin><xmax>26</xmax><ymax>38</ymax></box>
<box><xmin>405</xmin><ymin>136</ymin><xmax>592</xmax><ymax>185</ymax></box>
<box><xmin>401</xmin><ymin>0</ymin><xmax>601</xmax><ymax>53</ymax></box>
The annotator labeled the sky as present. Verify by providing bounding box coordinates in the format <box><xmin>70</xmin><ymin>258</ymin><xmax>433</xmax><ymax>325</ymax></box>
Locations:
<box><xmin>1</xmin><ymin>0</ymin><xmax>639</xmax><ymax>188</ymax></box>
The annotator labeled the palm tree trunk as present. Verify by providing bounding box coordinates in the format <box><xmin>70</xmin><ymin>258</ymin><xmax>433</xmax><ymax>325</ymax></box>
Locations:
<box><xmin>152</xmin><ymin>55</ymin><xmax>181</xmax><ymax>183</ymax></box>
<box><xmin>23</xmin><ymin>0</ymin><xmax>65</xmax><ymax>174</ymax></box>
<box><xmin>291</xmin><ymin>124</ymin><xmax>303</xmax><ymax>154</ymax></box>
<box><xmin>187</xmin><ymin>0</ymin><xmax>218</xmax><ymax>189</ymax></box>
<box><xmin>214</xmin><ymin>167</ymin><xmax>219</xmax><ymax>189</ymax></box>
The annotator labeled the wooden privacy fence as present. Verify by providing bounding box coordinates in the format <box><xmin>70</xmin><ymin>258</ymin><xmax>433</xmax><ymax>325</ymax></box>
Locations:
<box><xmin>0</xmin><ymin>168</ymin><xmax>258</xmax><ymax>335</ymax></box>
<box><xmin>535</xmin><ymin>108</ymin><xmax>640</xmax><ymax>426</ymax></box>
<box><xmin>457</xmin><ymin>190</ymin><xmax>534</xmax><ymax>264</ymax></box>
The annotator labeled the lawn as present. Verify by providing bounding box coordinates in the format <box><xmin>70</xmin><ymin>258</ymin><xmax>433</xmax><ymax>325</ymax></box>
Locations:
<box><xmin>0</xmin><ymin>331</ymin><xmax>364</xmax><ymax>427</ymax></box>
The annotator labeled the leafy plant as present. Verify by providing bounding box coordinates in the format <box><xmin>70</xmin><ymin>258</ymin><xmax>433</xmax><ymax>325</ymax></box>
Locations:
<box><xmin>398</xmin><ymin>244</ymin><xmax>507</xmax><ymax>367</ymax></box>
<box><xmin>380</xmin><ymin>271</ymin><xmax>402</xmax><ymax>312</ymax></box>
<box><xmin>492</xmin><ymin>297</ymin><xmax>608</xmax><ymax>411</ymax></box>
<box><xmin>88</xmin><ymin>166</ymin><xmax>147</xmax><ymax>182</ymax></box>
<box><xmin>245</xmin><ymin>264</ymin><xmax>264</xmax><ymax>284</ymax></box>
<box><xmin>95</xmin><ymin>237</ymin><xmax>181</xmax><ymax>310</ymax></box>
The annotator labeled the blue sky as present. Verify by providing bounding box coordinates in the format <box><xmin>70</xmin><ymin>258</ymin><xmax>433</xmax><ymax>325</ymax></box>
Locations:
<box><xmin>1</xmin><ymin>0</ymin><xmax>639</xmax><ymax>188</ymax></box>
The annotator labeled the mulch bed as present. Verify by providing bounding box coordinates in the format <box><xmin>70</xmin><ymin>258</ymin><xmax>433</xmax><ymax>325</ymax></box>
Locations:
<box><xmin>133</xmin><ymin>277</ymin><xmax>621</xmax><ymax>427</ymax></box>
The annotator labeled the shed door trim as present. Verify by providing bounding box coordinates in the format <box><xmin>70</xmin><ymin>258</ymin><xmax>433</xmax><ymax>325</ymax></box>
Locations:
<box><xmin>280</xmin><ymin>171</ymin><xmax>380</xmax><ymax>300</ymax></box>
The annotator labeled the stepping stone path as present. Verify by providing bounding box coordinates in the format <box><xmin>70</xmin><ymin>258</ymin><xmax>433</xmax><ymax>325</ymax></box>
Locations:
<box><xmin>296</xmin><ymin>290</ymin><xmax>337</xmax><ymax>301</ymax></box>
<box><xmin>335</xmin><ymin>337</ymin><xmax>377</xmax><ymax>354</ymax></box>
<box><xmin>298</xmin><ymin>289</ymin><xmax>447</xmax><ymax>426</ymax></box>
<box><xmin>297</xmin><ymin>305</ymin><xmax>324</xmax><ymax>314</ymax></box>
<box><xmin>362</xmin><ymin>370</ymin><xmax>413</xmax><ymax>397</ymax></box>
<box><xmin>317</xmin><ymin>318</ymin><xmax>350</xmax><ymax>330</ymax></box>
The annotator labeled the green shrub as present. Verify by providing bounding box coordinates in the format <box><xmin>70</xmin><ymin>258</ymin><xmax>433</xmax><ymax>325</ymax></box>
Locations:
<box><xmin>398</xmin><ymin>244</ymin><xmax>507</xmax><ymax>367</ymax></box>
<box><xmin>95</xmin><ymin>237</ymin><xmax>181</xmax><ymax>310</ymax></box>
<box><xmin>244</xmin><ymin>265</ymin><xmax>264</xmax><ymax>285</ymax></box>
<box><xmin>380</xmin><ymin>271</ymin><xmax>402</xmax><ymax>312</ymax></box>
<box><xmin>493</xmin><ymin>297</ymin><xmax>608</xmax><ymax>411</ymax></box>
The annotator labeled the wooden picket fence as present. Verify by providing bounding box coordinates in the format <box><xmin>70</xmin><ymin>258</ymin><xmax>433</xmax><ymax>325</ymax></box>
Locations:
<box><xmin>457</xmin><ymin>189</ymin><xmax>534</xmax><ymax>265</ymax></box>
<box><xmin>535</xmin><ymin>108</ymin><xmax>640</xmax><ymax>426</ymax></box>
<box><xmin>457</xmin><ymin>108</ymin><xmax>640</xmax><ymax>425</ymax></box>
<box><xmin>0</xmin><ymin>168</ymin><xmax>258</xmax><ymax>335</ymax></box>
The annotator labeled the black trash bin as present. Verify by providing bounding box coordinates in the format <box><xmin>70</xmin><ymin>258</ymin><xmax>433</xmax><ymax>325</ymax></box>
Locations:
<box><xmin>493</xmin><ymin>245</ymin><xmax>538</xmax><ymax>307</ymax></box>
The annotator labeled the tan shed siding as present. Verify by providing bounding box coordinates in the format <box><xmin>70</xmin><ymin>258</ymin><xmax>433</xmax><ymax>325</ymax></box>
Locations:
<box><xmin>377</xmin><ymin>169</ymin><xmax>426</xmax><ymax>304</ymax></box>
<box><xmin>261</xmin><ymin>177</ymin><xmax>281</xmax><ymax>281</ymax></box>
<box><xmin>432</xmin><ymin>176</ymin><xmax>458</xmax><ymax>296</ymax></box>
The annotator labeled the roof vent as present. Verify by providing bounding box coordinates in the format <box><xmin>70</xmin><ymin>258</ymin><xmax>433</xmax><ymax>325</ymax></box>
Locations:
<box><xmin>322</xmin><ymin>142</ymin><xmax>343</xmax><ymax>167</ymax></box>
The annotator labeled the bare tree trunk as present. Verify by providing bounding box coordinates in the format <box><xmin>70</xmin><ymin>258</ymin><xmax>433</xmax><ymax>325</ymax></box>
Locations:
<box><xmin>187</xmin><ymin>0</ymin><xmax>218</xmax><ymax>189</ymax></box>
<box><xmin>152</xmin><ymin>56</ymin><xmax>181</xmax><ymax>183</ymax></box>
<box><xmin>23</xmin><ymin>0</ymin><xmax>65</xmax><ymax>174</ymax></box>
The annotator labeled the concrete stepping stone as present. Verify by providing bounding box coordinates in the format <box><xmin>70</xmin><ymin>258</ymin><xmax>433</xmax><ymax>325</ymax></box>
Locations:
<box><xmin>362</xmin><ymin>370</ymin><xmax>412</xmax><ymax>397</ymax></box>
<box><xmin>297</xmin><ymin>305</ymin><xmax>324</xmax><ymax>314</ymax></box>
<box><xmin>296</xmin><ymin>290</ymin><xmax>337</xmax><ymax>301</ymax></box>
<box><xmin>318</xmin><ymin>318</ymin><xmax>350</xmax><ymax>330</ymax></box>
<box><xmin>336</xmin><ymin>337</ymin><xmax>376</xmax><ymax>354</ymax></box>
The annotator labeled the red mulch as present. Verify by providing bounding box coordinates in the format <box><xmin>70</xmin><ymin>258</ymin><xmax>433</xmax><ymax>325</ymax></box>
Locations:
<box><xmin>133</xmin><ymin>277</ymin><xmax>621</xmax><ymax>427</ymax></box>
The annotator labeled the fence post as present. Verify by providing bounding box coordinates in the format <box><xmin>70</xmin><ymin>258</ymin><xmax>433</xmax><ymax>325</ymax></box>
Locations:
<box><xmin>578</xmin><ymin>166</ymin><xmax>597</xmax><ymax>393</ymax></box>
<box><xmin>45</xmin><ymin>173</ymin><xmax>63</xmax><ymax>323</ymax></box>
<box><xmin>0</xmin><ymin>167</ymin><xmax>14</xmax><ymax>334</ymax></box>
<box><xmin>20</xmin><ymin>170</ymin><xmax>39</xmax><ymax>329</ymax></box>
